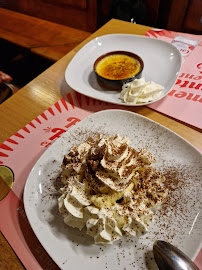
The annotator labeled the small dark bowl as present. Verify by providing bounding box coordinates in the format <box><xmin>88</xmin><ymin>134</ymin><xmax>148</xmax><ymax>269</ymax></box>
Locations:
<box><xmin>94</xmin><ymin>51</ymin><xmax>144</xmax><ymax>90</ymax></box>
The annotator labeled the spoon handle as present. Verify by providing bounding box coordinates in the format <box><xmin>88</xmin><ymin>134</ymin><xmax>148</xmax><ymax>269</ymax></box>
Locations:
<box><xmin>153</xmin><ymin>240</ymin><xmax>200</xmax><ymax>270</ymax></box>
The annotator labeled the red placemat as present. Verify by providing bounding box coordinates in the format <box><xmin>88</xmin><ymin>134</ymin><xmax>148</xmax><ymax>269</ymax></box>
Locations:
<box><xmin>144</xmin><ymin>29</ymin><xmax>202</xmax><ymax>130</ymax></box>
<box><xmin>0</xmin><ymin>91</ymin><xmax>123</xmax><ymax>269</ymax></box>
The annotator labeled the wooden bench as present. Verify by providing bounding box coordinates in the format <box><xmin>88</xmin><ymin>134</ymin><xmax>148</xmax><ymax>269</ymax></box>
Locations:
<box><xmin>0</xmin><ymin>7</ymin><xmax>90</xmax><ymax>61</ymax></box>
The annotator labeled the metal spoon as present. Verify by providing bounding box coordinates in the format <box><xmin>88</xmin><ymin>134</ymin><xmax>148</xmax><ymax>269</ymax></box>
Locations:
<box><xmin>153</xmin><ymin>240</ymin><xmax>200</xmax><ymax>270</ymax></box>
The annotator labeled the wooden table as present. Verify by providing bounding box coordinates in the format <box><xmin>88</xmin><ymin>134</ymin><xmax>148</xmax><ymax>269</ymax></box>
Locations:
<box><xmin>0</xmin><ymin>19</ymin><xmax>201</xmax><ymax>269</ymax></box>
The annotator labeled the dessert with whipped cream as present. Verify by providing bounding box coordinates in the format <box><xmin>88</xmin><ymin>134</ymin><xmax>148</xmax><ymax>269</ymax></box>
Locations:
<box><xmin>58</xmin><ymin>134</ymin><xmax>168</xmax><ymax>245</ymax></box>
<box><xmin>120</xmin><ymin>77</ymin><xmax>164</xmax><ymax>104</ymax></box>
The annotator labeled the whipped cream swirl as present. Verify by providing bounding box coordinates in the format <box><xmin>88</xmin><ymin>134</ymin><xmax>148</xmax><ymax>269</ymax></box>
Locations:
<box><xmin>58</xmin><ymin>134</ymin><xmax>168</xmax><ymax>245</ymax></box>
<box><xmin>120</xmin><ymin>78</ymin><xmax>164</xmax><ymax>104</ymax></box>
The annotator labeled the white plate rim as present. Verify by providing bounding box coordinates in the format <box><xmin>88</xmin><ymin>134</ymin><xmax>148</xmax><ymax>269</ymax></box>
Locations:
<box><xmin>65</xmin><ymin>34</ymin><xmax>182</xmax><ymax>106</ymax></box>
<box><xmin>23</xmin><ymin>109</ymin><xmax>201</xmax><ymax>269</ymax></box>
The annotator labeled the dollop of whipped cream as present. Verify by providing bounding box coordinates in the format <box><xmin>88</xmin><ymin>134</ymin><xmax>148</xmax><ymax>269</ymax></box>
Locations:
<box><xmin>58</xmin><ymin>134</ymin><xmax>168</xmax><ymax>245</ymax></box>
<box><xmin>120</xmin><ymin>78</ymin><xmax>164</xmax><ymax>104</ymax></box>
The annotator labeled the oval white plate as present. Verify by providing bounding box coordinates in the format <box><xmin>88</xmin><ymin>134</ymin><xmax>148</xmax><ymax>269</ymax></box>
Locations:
<box><xmin>24</xmin><ymin>110</ymin><xmax>201</xmax><ymax>270</ymax></box>
<box><xmin>65</xmin><ymin>34</ymin><xmax>182</xmax><ymax>106</ymax></box>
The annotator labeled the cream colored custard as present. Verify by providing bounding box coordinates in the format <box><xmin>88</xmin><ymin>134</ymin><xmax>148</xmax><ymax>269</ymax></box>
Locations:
<box><xmin>96</xmin><ymin>54</ymin><xmax>141</xmax><ymax>80</ymax></box>
<box><xmin>58</xmin><ymin>134</ymin><xmax>168</xmax><ymax>245</ymax></box>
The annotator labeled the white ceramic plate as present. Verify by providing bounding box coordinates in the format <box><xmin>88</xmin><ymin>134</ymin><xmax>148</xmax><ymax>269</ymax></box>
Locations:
<box><xmin>65</xmin><ymin>34</ymin><xmax>182</xmax><ymax>106</ymax></box>
<box><xmin>24</xmin><ymin>110</ymin><xmax>201</xmax><ymax>270</ymax></box>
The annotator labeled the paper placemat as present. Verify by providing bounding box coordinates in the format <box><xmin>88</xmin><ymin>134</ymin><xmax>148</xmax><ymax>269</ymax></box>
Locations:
<box><xmin>145</xmin><ymin>29</ymin><xmax>202</xmax><ymax>129</ymax></box>
<box><xmin>0</xmin><ymin>92</ymin><xmax>126</xmax><ymax>269</ymax></box>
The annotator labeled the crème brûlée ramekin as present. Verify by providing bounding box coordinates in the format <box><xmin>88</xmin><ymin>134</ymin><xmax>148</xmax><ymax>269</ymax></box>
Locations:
<box><xmin>94</xmin><ymin>51</ymin><xmax>144</xmax><ymax>90</ymax></box>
